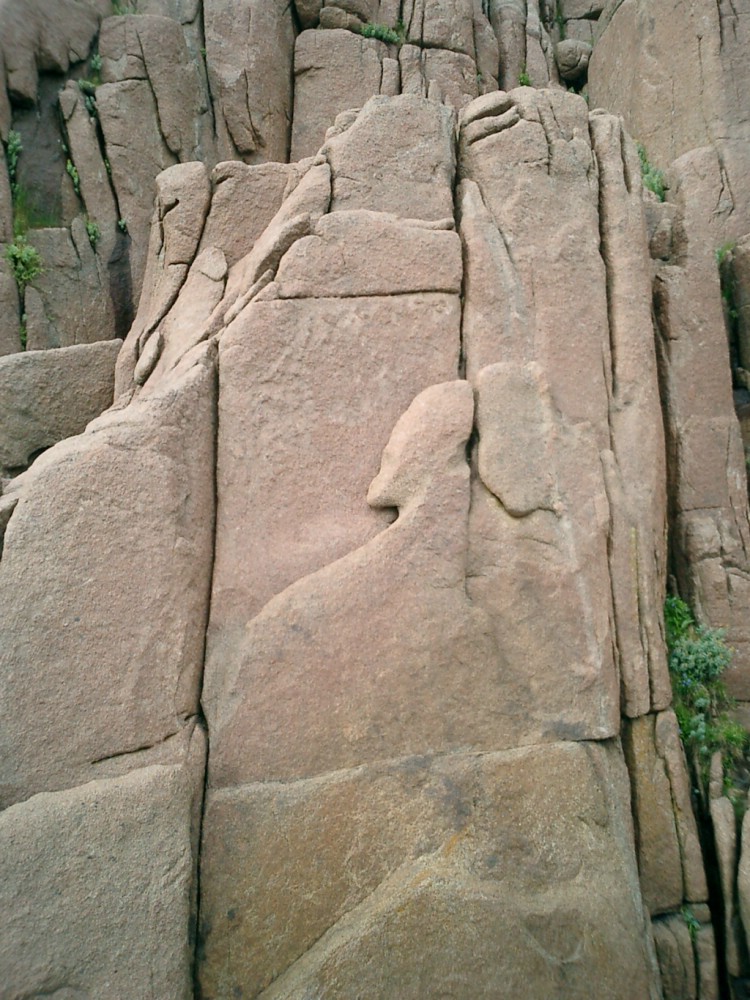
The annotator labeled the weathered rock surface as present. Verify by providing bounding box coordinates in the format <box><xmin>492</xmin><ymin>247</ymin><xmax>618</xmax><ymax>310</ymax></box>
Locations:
<box><xmin>204</xmin><ymin>0</ymin><xmax>294</xmax><ymax>163</ymax></box>
<box><xmin>623</xmin><ymin>711</ymin><xmax>707</xmax><ymax>916</ymax></box>
<box><xmin>589</xmin><ymin>0</ymin><xmax>750</xmax><ymax>235</ymax></box>
<box><xmin>0</xmin><ymin>0</ymin><xmax>106</xmax><ymax>105</ymax></box>
<box><xmin>24</xmin><ymin>219</ymin><xmax>117</xmax><ymax>350</ymax></box>
<box><xmin>0</xmin><ymin>339</ymin><xmax>120</xmax><ymax>475</ymax></box>
<box><xmin>653</xmin><ymin>913</ymin><xmax>699</xmax><ymax>999</ymax></box>
<box><xmin>200</xmin><ymin>741</ymin><xmax>659</xmax><ymax>1000</ymax></box>
<box><xmin>459</xmin><ymin>90</ymin><xmax>668</xmax><ymax>723</ymax></box>
<box><xmin>3</xmin><ymin>2</ymin><xmax>750</xmax><ymax>995</ymax></box>
<box><xmin>0</xmin><ymin>253</ymin><xmax>21</xmax><ymax>356</ymax></box>
<box><xmin>0</xmin><ymin>343</ymin><xmax>215</xmax><ymax>806</ymax></box>
<box><xmin>1</xmin><ymin>735</ymin><xmax>205</xmax><ymax>999</ymax></box>
<box><xmin>291</xmin><ymin>30</ymin><xmax>390</xmax><ymax>160</ymax></box>
<box><xmin>327</xmin><ymin>95</ymin><xmax>456</xmax><ymax>220</ymax></box>
<box><xmin>654</xmin><ymin>147</ymin><xmax>750</xmax><ymax>698</ymax></box>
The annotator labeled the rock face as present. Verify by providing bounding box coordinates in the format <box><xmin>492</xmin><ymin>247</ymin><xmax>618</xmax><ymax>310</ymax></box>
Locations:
<box><xmin>0</xmin><ymin>339</ymin><xmax>120</xmax><ymax>475</ymax></box>
<box><xmin>2</xmin><ymin>1</ymin><xmax>750</xmax><ymax>998</ymax></box>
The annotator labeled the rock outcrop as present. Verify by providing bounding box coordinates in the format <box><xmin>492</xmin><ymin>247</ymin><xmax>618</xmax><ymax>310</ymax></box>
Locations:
<box><xmin>2</xmin><ymin>1</ymin><xmax>750</xmax><ymax>997</ymax></box>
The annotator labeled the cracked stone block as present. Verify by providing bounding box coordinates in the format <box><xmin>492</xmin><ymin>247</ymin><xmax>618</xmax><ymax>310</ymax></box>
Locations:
<box><xmin>204</xmin><ymin>0</ymin><xmax>295</xmax><ymax>164</ymax></box>
<box><xmin>291</xmin><ymin>29</ymin><xmax>390</xmax><ymax>161</ymax></box>
<box><xmin>199</xmin><ymin>741</ymin><xmax>660</xmax><ymax>998</ymax></box>
<box><xmin>0</xmin><ymin>343</ymin><xmax>216</xmax><ymax>806</ymax></box>
<box><xmin>1</xmin><ymin>737</ymin><xmax>204</xmax><ymax>999</ymax></box>
<box><xmin>0</xmin><ymin>339</ymin><xmax>121</xmax><ymax>475</ymax></box>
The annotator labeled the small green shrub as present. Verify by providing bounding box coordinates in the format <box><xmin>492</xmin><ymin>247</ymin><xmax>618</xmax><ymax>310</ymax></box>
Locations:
<box><xmin>519</xmin><ymin>66</ymin><xmax>531</xmax><ymax>86</ymax></box>
<box><xmin>360</xmin><ymin>21</ymin><xmax>401</xmax><ymax>44</ymax></box>
<box><xmin>117</xmin><ymin>217</ymin><xmax>128</xmax><ymax>234</ymax></box>
<box><xmin>681</xmin><ymin>905</ymin><xmax>701</xmax><ymax>943</ymax></box>
<box><xmin>637</xmin><ymin>143</ymin><xmax>667</xmax><ymax>201</ymax></box>
<box><xmin>90</xmin><ymin>52</ymin><xmax>102</xmax><ymax>76</ymax></box>
<box><xmin>666</xmin><ymin>596</ymin><xmax>750</xmax><ymax>785</ymax></box>
<box><xmin>85</xmin><ymin>219</ymin><xmax>100</xmax><ymax>249</ymax></box>
<box><xmin>5</xmin><ymin>236</ymin><xmax>43</xmax><ymax>293</ymax></box>
<box><xmin>83</xmin><ymin>93</ymin><xmax>98</xmax><ymax>118</ymax></box>
<box><xmin>716</xmin><ymin>241</ymin><xmax>735</xmax><ymax>267</ymax></box>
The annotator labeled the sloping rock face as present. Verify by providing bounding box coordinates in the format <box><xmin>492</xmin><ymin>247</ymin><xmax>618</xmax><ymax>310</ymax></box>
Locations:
<box><xmin>2</xmin><ymin>1</ymin><xmax>750</xmax><ymax>998</ymax></box>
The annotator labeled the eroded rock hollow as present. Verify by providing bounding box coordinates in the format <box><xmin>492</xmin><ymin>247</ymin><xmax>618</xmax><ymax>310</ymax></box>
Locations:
<box><xmin>2</xmin><ymin>0</ymin><xmax>750</xmax><ymax>997</ymax></box>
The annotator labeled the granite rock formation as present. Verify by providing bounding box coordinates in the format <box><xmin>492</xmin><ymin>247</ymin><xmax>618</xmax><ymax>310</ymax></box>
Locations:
<box><xmin>2</xmin><ymin>1</ymin><xmax>750</xmax><ymax>997</ymax></box>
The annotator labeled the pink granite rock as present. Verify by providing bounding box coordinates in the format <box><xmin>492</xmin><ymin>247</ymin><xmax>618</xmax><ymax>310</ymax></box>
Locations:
<box><xmin>204</xmin><ymin>0</ymin><xmax>295</xmax><ymax>163</ymax></box>
<box><xmin>200</xmin><ymin>741</ymin><xmax>660</xmax><ymax>999</ymax></box>
<box><xmin>1</xmin><ymin>730</ymin><xmax>205</xmax><ymax>999</ymax></box>
<box><xmin>653</xmin><ymin>147</ymin><xmax>750</xmax><ymax>697</ymax></box>
<box><xmin>291</xmin><ymin>30</ymin><xmax>390</xmax><ymax>160</ymax></box>
<box><xmin>0</xmin><ymin>339</ymin><xmax>120</xmax><ymax>475</ymax></box>
<box><xmin>0</xmin><ymin>343</ymin><xmax>216</xmax><ymax>806</ymax></box>
<box><xmin>204</xmin><ymin>292</ymin><xmax>461</xmax><ymax>688</ymax></box>
<box><xmin>326</xmin><ymin>95</ymin><xmax>456</xmax><ymax>221</ymax></box>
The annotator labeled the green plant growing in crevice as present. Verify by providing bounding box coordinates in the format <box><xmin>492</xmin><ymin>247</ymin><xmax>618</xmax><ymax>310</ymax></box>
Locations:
<box><xmin>5</xmin><ymin>236</ymin><xmax>43</xmax><ymax>294</ymax></box>
<box><xmin>78</xmin><ymin>78</ymin><xmax>99</xmax><ymax>118</ymax></box>
<box><xmin>555</xmin><ymin>1</ymin><xmax>566</xmax><ymax>39</ymax></box>
<box><xmin>6</xmin><ymin>129</ymin><xmax>22</xmax><ymax>199</ymax></box>
<box><xmin>519</xmin><ymin>66</ymin><xmax>531</xmax><ymax>86</ymax></box>
<box><xmin>85</xmin><ymin>219</ymin><xmax>100</xmax><ymax>250</ymax></box>
<box><xmin>665</xmin><ymin>595</ymin><xmax>750</xmax><ymax>796</ymax></box>
<box><xmin>359</xmin><ymin>21</ymin><xmax>404</xmax><ymax>44</ymax></box>
<box><xmin>680</xmin><ymin>905</ymin><xmax>701</xmax><ymax>943</ymax></box>
<box><xmin>5</xmin><ymin>130</ymin><xmax>58</xmax><ymax>234</ymax></box>
<box><xmin>716</xmin><ymin>242</ymin><xmax>739</xmax><ymax>323</ymax></box>
<box><xmin>637</xmin><ymin>142</ymin><xmax>667</xmax><ymax>201</ymax></box>
<box><xmin>716</xmin><ymin>241</ymin><xmax>735</xmax><ymax>268</ymax></box>
<box><xmin>117</xmin><ymin>217</ymin><xmax>128</xmax><ymax>234</ymax></box>
<box><xmin>66</xmin><ymin>159</ymin><xmax>81</xmax><ymax>197</ymax></box>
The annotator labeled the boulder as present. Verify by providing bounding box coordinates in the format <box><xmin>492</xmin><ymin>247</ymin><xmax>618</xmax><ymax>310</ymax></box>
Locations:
<box><xmin>554</xmin><ymin>38</ymin><xmax>591</xmax><ymax>81</ymax></box>
<box><xmin>0</xmin><ymin>339</ymin><xmax>120</xmax><ymax>475</ymax></box>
